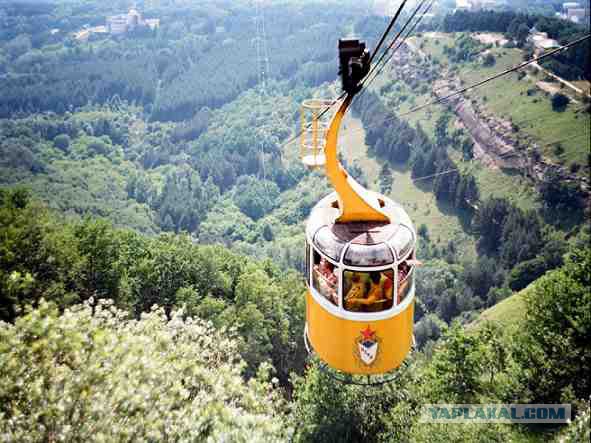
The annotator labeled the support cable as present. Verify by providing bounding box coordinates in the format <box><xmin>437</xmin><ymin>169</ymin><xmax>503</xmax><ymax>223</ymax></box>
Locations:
<box><xmin>344</xmin><ymin>34</ymin><xmax>591</xmax><ymax>138</ymax></box>
<box><xmin>360</xmin><ymin>0</ymin><xmax>434</xmax><ymax>92</ymax></box>
<box><xmin>279</xmin><ymin>2</ymin><xmax>412</xmax><ymax>151</ymax></box>
<box><xmin>368</xmin><ymin>0</ymin><xmax>410</xmax><ymax>65</ymax></box>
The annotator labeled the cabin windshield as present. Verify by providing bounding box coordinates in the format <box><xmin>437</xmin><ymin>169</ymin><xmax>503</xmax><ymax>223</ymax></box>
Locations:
<box><xmin>343</xmin><ymin>242</ymin><xmax>394</xmax><ymax>267</ymax></box>
<box><xmin>389</xmin><ymin>225</ymin><xmax>413</xmax><ymax>260</ymax></box>
<box><xmin>314</xmin><ymin>226</ymin><xmax>346</xmax><ymax>262</ymax></box>
<box><xmin>343</xmin><ymin>269</ymin><xmax>394</xmax><ymax>313</ymax></box>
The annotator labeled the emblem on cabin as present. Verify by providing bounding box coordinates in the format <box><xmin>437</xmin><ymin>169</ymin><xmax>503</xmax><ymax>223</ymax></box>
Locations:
<box><xmin>355</xmin><ymin>325</ymin><xmax>380</xmax><ymax>366</ymax></box>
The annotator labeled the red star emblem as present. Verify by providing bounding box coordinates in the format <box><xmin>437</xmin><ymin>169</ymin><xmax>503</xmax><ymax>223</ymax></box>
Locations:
<box><xmin>360</xmin><ymin>325</ymin><xmax>375</xmax><ymax>341</ymax></box>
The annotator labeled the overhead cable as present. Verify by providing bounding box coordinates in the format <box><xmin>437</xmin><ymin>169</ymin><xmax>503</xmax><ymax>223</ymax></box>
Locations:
<box><xmin>368</xmin><ymin>0</ymin><xmax>410</xmax><ymax>65</ymax></box>
<box><xmin>347</xmin><ymin>34</ymin><xmax>591</xmax><ymax>137</ymax></box>
<box><xmin>361</xmin><ymin>0</ymin><xmax>435</xmax><ymax>92</ymax></box>
<box><xmin>279</xmin><ymin>2</ymin><xmax>411</xmax><ymax>150</ymax></box>
<box><xmin>399</xmin><ymin>34</ymin><xmax>591</xmax><ymax>118</ymax></box>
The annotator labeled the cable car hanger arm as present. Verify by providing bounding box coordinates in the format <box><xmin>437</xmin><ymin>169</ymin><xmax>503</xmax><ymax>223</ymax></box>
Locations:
<box><xmin>323</xmin><ymin>41</ymin><xmax>389</xmax><ymax>224</ymax></box>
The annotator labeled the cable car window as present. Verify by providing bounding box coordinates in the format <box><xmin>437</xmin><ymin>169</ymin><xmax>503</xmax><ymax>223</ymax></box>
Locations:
<box><xmin>343</xmin><ymin>269</ymin><xmax>394</xmax><ymax>313</ymax></box>
<box><xmin>313</xmin><ymin>226</ymin><xmax>346</xmax><ymax>262</ymax></box>
<box><xmin>343</xmin><ymin>243</ymin><xmax>394</xmax><ymax>267</ymax></box>
<box><xmin>305</xmin><ymin>240</ymin><xmax>311</xmax><ymax>286</ymax></box>
<box><xmin>389</xmin><ymin>225</ymin><xmax>413</xmax><ymax>260</ymax></box>
<box><xmin>312</xmin><ymin>250</ymin><xmax>338</xmax><ymax>306</ymax></box>
<box><xmin>397</xmin><ymin>261</ymin><xmax>414</xmax><ymax>304</ymax></box>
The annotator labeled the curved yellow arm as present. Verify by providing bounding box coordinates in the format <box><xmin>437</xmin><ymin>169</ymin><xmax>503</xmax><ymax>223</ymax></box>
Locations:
<box><xmin>324</xmin><ymin>95</ymin><xmax>390</xmax><ymax>223</ymax></box>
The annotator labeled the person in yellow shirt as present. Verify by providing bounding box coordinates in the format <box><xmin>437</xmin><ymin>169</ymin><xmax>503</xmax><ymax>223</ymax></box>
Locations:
<box><xmin>345</xmin><ymin>272</ymin><xmax>387</xmax><ymax>312</ymax></box>
<box><xmin>344</xmin><ymin>273</ymin><xmax>365</xmax><ymax>310</ymax></box>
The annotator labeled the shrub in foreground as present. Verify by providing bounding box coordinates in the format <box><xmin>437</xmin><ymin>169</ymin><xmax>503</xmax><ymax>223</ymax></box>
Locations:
<box><xmin>0</xmin><ymin>299</ymin><xmax>287</xmax><ymax>441</ymax></box>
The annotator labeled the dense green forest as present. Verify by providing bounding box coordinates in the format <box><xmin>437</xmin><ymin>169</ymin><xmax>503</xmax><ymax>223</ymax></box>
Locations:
<box><xmin>1</xmin><ymin>0</ymin><xmax>590</xmax><ymax>441</ymax></box>
<box><xmin>1</xmin><ymin>189</ymin><xmax>589</xmax><ymax>441</ymax></box>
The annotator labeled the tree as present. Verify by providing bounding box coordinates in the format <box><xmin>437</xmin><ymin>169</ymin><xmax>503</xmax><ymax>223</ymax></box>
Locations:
<box><xmin>73</xmin><ymin>218</ymin><xmax>124</xmax><ymax>302</ymax></box>
<box><xmin>462</xmin><ymin>256</ymin><xmax>502</xmax><ymax>300</ymax></box>
<box><xmin>461</xmin><ymin>139</ymin><xmax>474</xmax><ymax>160</ymax></box>
<box><xmin>88</xmin><ymin>138</ymin><xmax>110</xmax><ymax>156</ymax></box>
<box><xmin>5</xmin><ymin>34</ymin><xmax>32</xmax><ymax>59</ymax></box>
<box><xmin>429</xmin><ymin>323</ymin><xmax>482</xmax><ymax>402</ymax></box>
<box><xmin>538</xmin><ymin>170</ymin><xmax>584</xmax><ymax>215</ymax></box>
<box><xmin>53</xmin><ymin>134</ymin><xmax>71</xmax><ymax>151</ymax></box>
<box><xmin>414</xmin><ymin>313</ymin><xmax>445</xmax><ymax>348</ymax></box>
<box><xmin>412</xmin><ymin>153</ymin><xmax>426</xmax><ymax>178</ymax></box>
<box><xmin>515</xmin><ymin>23</ymin><xmax>531</xmax><ymax>47</ymax></box>
<box><xmin>473</xmin><ymin>198</ymin><xmax>512</xmax><ymax>256</ymax></box>
<box><xmin>551</xmin><ymin>93</ymin><xmax>570</xmax><ymax>111</ymax></box>
<box><xmin>499</xmin><ymin>209</ymin><xmax>543</xmax><ymax>268</ymax></box>
<box><xmin>233</xmin><ymin>176</ymin><xmax>280</xmax><ymax>221</ymax></box>
<box><xmin>556</xmin><ymin>400</ymin><xmax>590</xmax><ymax>443</ymax></box>
<box><xmin>482</xmin><ymin>53</ymin><xmax>496</xmax><ymax>67</ymax></box>
<box><xmin>379</xmin><ymin>163</ymin><xmax>393</xmax><ymax>194</ymax></box>
<box><xmin>0</xmin><ymin>300</ymin><xmax>287</xmax><ymax>441</ymax></box>
<box><xmin>513</xmin><ymin>247</ymin><xmax>591</xmax><ymax>403</ymax></box>
<box><xmin>290</xmin><ymin>361</ymin><xmax>419</xmax><ymax>442</ymax></box>
<box><xmin>262</xmin><ymin>223</ymin><xmax>274</xmax><ymax>241</ymax></box>
<box><xmin>418</xmin><ymin>223</ymin><xmax>429</xmax><ymax>241</ymax></box>
<box><xmin>435</xmin><ymin>114</ymin><xmax>451</xmax><ymax>146</ymax></box>
<box><xmin>507</xmin><ymin>256</ymin><xmax>548</xmax><ymax>291</ymax></box>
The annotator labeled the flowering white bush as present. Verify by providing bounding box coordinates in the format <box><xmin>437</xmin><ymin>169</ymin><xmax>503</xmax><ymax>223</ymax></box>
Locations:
<box><xmin>557</xmin><ymin>399</ymin><xmax>590</xmax><ymax>443</ymax></box>
<box><xmin>0</xmin><ymin>299</ymin><xmax>288</xmax><ymax>442</ymax></box>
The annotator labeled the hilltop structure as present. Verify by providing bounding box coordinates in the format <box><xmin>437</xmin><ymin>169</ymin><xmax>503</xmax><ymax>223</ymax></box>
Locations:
<box><xmin>107</xmin><ymin>6</ymin><xmax>160</xmax><ymax>36</ymax></box>
<box><xmin>557</xmin><ymin>2</ymin><xmax>590</xmax><ymax>25</ymax></box>
<box><xmin>454</xmin><ymin>0</ymin><xmax>502</xmax><ymax>12</ymax></box>
<box><xmin>528</xmin><ymin>27</ymin><xmax>560</xmax><ymax>54</ymax></box>
<box><xmin>74</xmin><ymin>5</ymin><xmax>160</xmax><ymax>41</ymax></box>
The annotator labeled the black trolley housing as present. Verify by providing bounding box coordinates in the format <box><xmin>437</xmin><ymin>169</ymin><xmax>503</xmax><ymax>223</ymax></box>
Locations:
<box><xmin>338</xmin><ymin>38</ymin><xmax>370</xmax><ymax>94</ymax></box>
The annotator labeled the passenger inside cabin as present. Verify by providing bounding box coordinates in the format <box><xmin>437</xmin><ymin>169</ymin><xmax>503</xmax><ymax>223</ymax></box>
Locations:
<box><xmin>318</xmin><ymin>258</ymin><xmax>337</xmax><ymax>285</ymax></box>
<box><xmin>344</xmin><ymin>272</ymin><xmax>367</xmax><ymax>311</ymax></box>
<box><xmin>344</xmin><ymin>270</ymin><xmax>393</xmax><ymax>312</ymax></box>
<box><xmin>313</xmin><ymin>256</ymin><xmax>338</xmax><ymax>305</ymax></box>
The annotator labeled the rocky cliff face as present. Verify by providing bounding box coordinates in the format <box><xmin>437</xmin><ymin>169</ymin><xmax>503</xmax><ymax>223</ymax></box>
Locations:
<box><xmin>390</xmin><ymin>41</ymin><xmax>589</xmax><ymax>198</ymax></box>
<box><xmin>431</xmin><ymin>72</ymin><xmax>589</xmax><ymax>195</ymax></box>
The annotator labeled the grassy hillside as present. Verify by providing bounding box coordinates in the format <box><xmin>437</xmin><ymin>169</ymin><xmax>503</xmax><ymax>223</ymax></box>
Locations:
<box><xmin>393</xmin><ymin>32</ymin><xmax>590</xmax><ymax>211</ymax></box>
<box><xmin>474</xmin><ymin>289</ymin><xmax>527</xmax><ymax>328</ymax></box>
<box><xmin>377</xmin><ymin>40</ymin><xmax>541</xmax><ymax>211</ymax></box>
<box><xmin>341</xmin><ymin>114</ymin><xmax>477</xmax><ymax>259</ymax></box>
<box><xmin>448</xmin><ymin>41</ymin><xmax>590</xmax><ymax>173</ymax></box>
<box><xmin>448</xmin><ymin>150</ymin><xmax>541</xmax><ymax>211</ymax></box>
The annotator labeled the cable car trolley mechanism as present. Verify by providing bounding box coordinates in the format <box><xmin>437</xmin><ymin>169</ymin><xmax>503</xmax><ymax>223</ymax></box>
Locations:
<box><xmin>302</xmin><ymin>38</ymin><xmax>418</xmax><ymax>380</ymax></box>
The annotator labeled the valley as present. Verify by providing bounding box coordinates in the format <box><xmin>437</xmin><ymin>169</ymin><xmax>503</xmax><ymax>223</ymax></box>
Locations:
<box><xmin>0</xmin><ymin>1</ymin><xmax>589</xmax><ymax>441</ymax></box>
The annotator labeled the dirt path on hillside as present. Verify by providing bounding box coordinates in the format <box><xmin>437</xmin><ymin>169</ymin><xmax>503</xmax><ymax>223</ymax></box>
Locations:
<box><xmin>531</xmin><ymin>61</ymin><xmax>590</xmax><ymax>99</ymax></box>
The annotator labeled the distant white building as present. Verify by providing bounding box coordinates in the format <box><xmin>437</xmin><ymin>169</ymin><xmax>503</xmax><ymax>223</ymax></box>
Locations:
<box><xmin>562</xmin><ymin>2</ymin><xmax>581</xmax><ymax>12</ymax></box>
<box><xmin>107</xmin><ymin>15</ymin><xmax>128</xmax><ymax>35</ymax></box>
<box><xmin>145</xmin><ymin>18</ymin><xmax>160</xmax><ymax>30</ymax></box>
<box><xmin>373</xmin><ymin>0</ymin><xmax>389</xmax><ymax>16</ymax></box>
<box><xmin>371</xmin><ymin>0</ymin><xmax>407</xmax><ymax>16</ymax></box>
<box><xmin>529</xmin><ymin>29</ymin><xmax>560</xmax><ymax>54</ymax></box>
<box><xmin>473</xmin><ymin>0</ymin><xmax>497</xmax><ymax>10</ymax></box>
<box><xmin>456</xmin><ymin>0</ymin><xmax>472</xmax><ymax>11</ymax></box>
<box><xmin>107</xmin><ymin>6</ymin><xmax>160</xmax><ymax>36</ymax></box>
<box><xmin>567</xmin><ymin>8</ymin><xmax>586</xmax><ymax>23</ymax></box>
<box><xmin>127</xmin><ymin>7</ymin><xmax>141</xmax><ymax>28</ymax></box>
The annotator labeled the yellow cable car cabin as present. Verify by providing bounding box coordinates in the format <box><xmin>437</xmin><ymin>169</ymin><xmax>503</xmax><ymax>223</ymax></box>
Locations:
<box><xmin>302</xmin><ymin>38</ymin><xmax>416</xmax><ymax>375</ymax></box>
